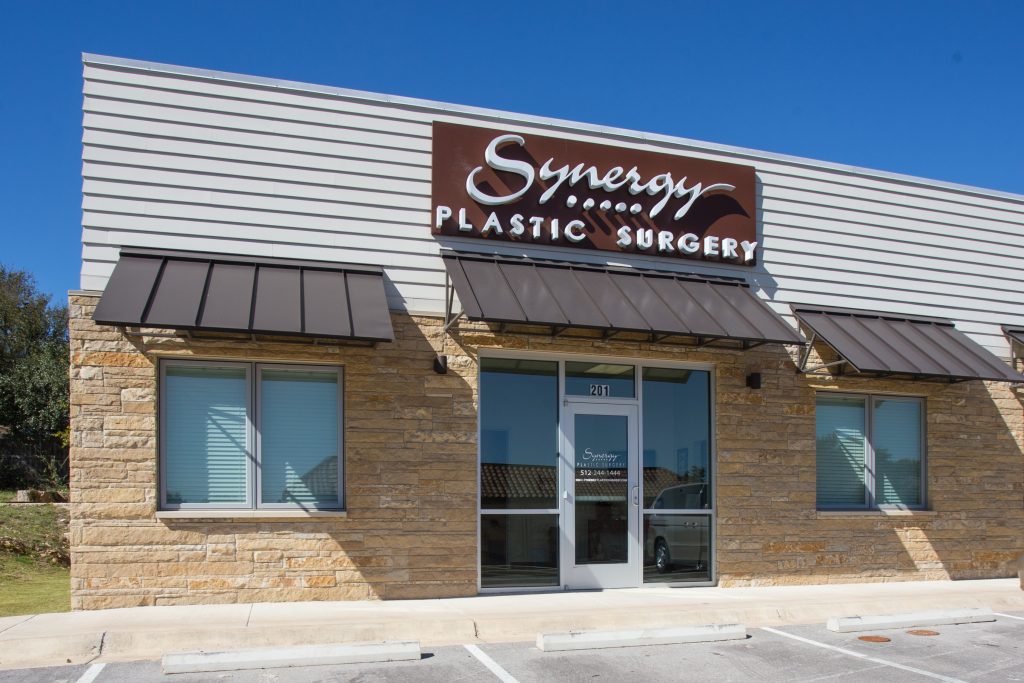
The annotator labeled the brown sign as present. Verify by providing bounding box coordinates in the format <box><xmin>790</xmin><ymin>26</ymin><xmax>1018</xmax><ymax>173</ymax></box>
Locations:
<box><xmin>431</xmin><ymin>122</ymin><xmax>758</xmax><ymax>265</ymax></box>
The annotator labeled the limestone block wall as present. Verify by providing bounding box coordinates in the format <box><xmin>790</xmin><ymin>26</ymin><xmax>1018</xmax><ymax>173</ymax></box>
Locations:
<box><xmin>712</xmin><ymin>347</ymin><xmax>1024</xmax><ymax>586</ymax></box>
<box><xmin>69</xmin><ymin>294</ymin><xmax>478</xmax><ymax>609</ymax></box>
<box><xmin>452</xmin><ymin>325</ymin><xmax>1024</xmax><ymax>587</ymax></box>
<box><xmin>70</xmin><ymin>294</ymin><xmax>1024</xmax><ymax>609</ymax></box>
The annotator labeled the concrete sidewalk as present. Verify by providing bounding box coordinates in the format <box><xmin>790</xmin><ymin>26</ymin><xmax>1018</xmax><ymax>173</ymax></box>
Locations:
<box><xmin>1</xmin><ymin>579</ymin><xmax>1022</xmax><ymax>670</ymax></box>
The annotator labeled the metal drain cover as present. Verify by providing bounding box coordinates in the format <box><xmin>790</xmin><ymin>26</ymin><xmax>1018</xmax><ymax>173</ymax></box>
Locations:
<box><xmin>907</xmin><ymin>629</ymin><xmax>940</xmax><ymax>636</ymax></box>
<box><xmin>858</xmin><ymin>635</ymin><xmax>891</xmax><ymax>643</ymax></box>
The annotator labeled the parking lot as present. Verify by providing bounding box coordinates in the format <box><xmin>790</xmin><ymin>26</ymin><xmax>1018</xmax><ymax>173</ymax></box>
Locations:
<box><xmin>3</xmin><ymin>611</ymin><xmax>1023</xmax><ymax>683</ymax></box>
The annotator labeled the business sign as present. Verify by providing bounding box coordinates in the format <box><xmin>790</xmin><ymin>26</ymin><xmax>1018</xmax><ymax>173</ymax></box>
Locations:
<box><xmin>432</xmin><ymin>122</ymin><xmax>758</xmax><ymax>265</ymax></box>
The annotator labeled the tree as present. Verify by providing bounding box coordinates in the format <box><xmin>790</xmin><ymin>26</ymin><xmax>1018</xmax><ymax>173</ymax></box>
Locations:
<box><xmin>0</xmin><ymin>266</ymin><xmax>69</xmax><ymax>488</ymax></box>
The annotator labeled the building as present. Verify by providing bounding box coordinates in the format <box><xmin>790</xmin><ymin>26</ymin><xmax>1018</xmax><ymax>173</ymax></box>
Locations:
<box><xmin>69</xmin><ymin>54</ymin><xmax>1024</xmax><ymax>610</ymax></box>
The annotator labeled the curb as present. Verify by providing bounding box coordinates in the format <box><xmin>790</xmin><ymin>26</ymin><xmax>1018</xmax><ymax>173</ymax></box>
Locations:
<box><xmin>0</xmin><ymin>632</ymin><xmax>102</xmax><ymax>669</ymax></box>
<box><xmin>537</xmin><ymin>623</ymin><xmax>747</xmax><ymax>652</ymax></box>
<box><xmin>0</xmin><ymin>619</ymin><xmax>473</xmax><ymax>670</ymax></box>
<box><xmin>826</xmin><ymin>607</ymin><xmax>995</xmax><ymax>633</ymax></box>
<box><xmin>162</xmin><ymin>640</ymin><xmax>421</xmax><ymax>674</ymax></box>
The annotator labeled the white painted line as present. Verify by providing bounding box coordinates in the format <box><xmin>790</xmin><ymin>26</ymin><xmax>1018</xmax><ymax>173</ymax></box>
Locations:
<box><xmin>162</xmin><ymin>641</ymin><xmax>420</xmax><ymax>674</ymax></box>
<box><xmin>994</xmin><ymin>612</ymin><xmax>1024</xmax><ymax>622</ymax></box>
<box><xmin>761</xmin><ymin>627</ymin><xmax>966</xmax><ymax>683</ymax></box>
<box><xmin>76</xmin><ymin>662</ymin><xmax>106</xmax><ymax>683</ymax></box>
<box><xmin>464</xmin><ymin>644</ymin><xmax>519</xmax><ymax>683</ymax></box>
<box><xmin>537</xmin><ymin>623</ymin><xmax>747</xmax><ymax>652</ymax></box>
<box><xmin>826</xmin><ymin>607</ymin><xmax>994</xmax><ymax>633</ymax></box>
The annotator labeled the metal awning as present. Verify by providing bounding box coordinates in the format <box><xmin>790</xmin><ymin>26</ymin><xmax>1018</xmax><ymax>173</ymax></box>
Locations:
<box><xmin>794</xmin><ymin>305</ymin><xmax>1024</xmax><ymax>382</ymax></box>
<box><xmin>93</xmin><ymin>249</ymin><xmax>394</xmax><ymax>342</ymax></box>
<box><xmin>441</xmin><ymin>251</ymin><xmax>802</xmax><ymax>348</ymax></box>
<box><xmin>1005</xmin><ymin>327</ymin><xmax>1024</xmax><ymax>348</ymax></box>
<box><xmin>1004</xmin><ymin>326</ymin><xmax>1024</xmax><ymax>371</ymax></box>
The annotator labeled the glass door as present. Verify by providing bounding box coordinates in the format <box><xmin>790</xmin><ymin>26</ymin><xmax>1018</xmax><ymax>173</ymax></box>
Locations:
<box><xmin>560</xmin><ymin>402</ymin><xmax>639</xmax><ymax>589</ymax></box>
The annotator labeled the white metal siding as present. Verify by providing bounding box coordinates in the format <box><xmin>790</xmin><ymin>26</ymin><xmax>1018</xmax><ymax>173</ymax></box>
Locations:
<box><xmin>81</xmin><ymin>58</ymin><xmax>1024</xmax><ymax>359</ymax></box>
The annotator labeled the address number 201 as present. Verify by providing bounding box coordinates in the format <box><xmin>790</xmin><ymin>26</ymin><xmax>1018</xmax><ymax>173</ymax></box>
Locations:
<box><xmin>589</xmin><ymin>384</ymin><xmax>611</xmax><ymax>397</ymax></box>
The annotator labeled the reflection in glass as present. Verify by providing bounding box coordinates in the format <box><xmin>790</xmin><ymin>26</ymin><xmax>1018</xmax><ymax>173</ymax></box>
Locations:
<box><xmin>641</xmin><ymin>368</ymin><xmax>710</xmax><ymax>508</ymax></box>
<box><xmin>565</xmin><ymin>362</ymin><xmax>635</xmax><ymax>398</ymax></box>
<box><xmin>480</xmin><ymin>359</ymin><xmax>558</xmax><ymax>509</ymax></box>
<box><xmin>816</xmin><ymin>396</ymin><xmax>867</xmax><ymax>507</ymax></box>
<box><xmin>643</xmin><ymin>514</ymin><xmax>711</xmax><ymax>583</ymax></box>
<box><xmin>164</xmin><ymin>365</ymin><xmax>248</xmax><ymax>505</ymax></box>
<box><xmin>481</xmin><ymin>514</ymin><xmax>559</xmax><ymax>587</ymax></box>
<box><xmin>574</xmin><ymin>414</ymin><xmax>628</xmax><ymax>565</ymax></box>
<box><xmin>873</xmin><ymin>398</ymin><xmax>922</xmax><ymax>507</ymax></box>
<box><xmin>260</xmin><ymin>368</ymin><xmax>340</xmax><ymax>506</ymax></box>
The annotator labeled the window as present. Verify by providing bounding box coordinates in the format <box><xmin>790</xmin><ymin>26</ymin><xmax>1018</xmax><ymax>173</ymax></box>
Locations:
<box><xmin>816</xmin><ymin>393</ymin><xmax>924</xmax><ymax>509</ymax></box>
<box><xmin>160</xmin><ymin>360</ymin><xmax>342</xmax><ymax>510</ymax></box>
<box><xmin>479</xmin><ymin>358</ymin><xmax>559</xmax><ymax>587</ymax></box>
<box><xmin>565</xmin><ymin>361</ymin><xmax>636</xmax><ymax>398</ymax></box>
<box><xmin>641</xmin><ymin>367</ymin><xmax>712</xmax><ymax>583</ymax></box>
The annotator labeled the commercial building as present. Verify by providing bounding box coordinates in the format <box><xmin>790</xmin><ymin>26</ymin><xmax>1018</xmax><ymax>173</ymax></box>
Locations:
<box><xmin>70</xmin><ymin>54</ymin><xmax>1024</xmax><ymax>609</ymax></box>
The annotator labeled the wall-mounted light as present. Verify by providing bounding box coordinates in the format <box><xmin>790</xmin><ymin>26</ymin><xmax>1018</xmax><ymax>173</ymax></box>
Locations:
<box><xmin>746</xmin><ymin>372</ymin><xmax>762</xmax><ymax>389</ymax></box>
<box><xmin>433</xmin><ymin>355</ymin><xmax>448</xmax><ymax>374</ymax></box>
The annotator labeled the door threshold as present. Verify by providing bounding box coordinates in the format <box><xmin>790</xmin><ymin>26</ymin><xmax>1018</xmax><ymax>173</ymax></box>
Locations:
<box><xmin>479</xmin><ymin>582</ymin><xmax>717</xmax><ymax>596</ymax></box>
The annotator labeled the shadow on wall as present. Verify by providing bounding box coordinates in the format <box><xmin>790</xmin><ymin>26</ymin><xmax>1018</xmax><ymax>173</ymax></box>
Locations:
<box><xmin>712</xmin><ymin>340</ymin><xmax>1024</xmax><ymax>586</ymax></box>
<box><xmin>790</xmin><ymin>360</ymin><xmax>1015</xmax><ymax>585</ymax></box>
<box><xmin>78</xmin><ymin>312</ymin><xmax>478</xmax><ymax>607</ymax></box>
<box><xmin>749</xmin><ymin>175</ymin><xmax>781</xmax><ymax>300</ymax></box>
<box><xmin>909</xmin><ymin>379</ymin><xmax>1024</xmax><ymax>580</ymax></box>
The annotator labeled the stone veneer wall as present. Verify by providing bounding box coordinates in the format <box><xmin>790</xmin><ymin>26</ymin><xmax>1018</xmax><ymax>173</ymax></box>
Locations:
<box><xmin>69</xmin><ymin>293</ymin><xmax>1024</xmax><ymax>608</ymax></box>
<box><xmin>69</xmin><ymin>293</ymin><xmax>478</xmax><ymax>609</ymax></box>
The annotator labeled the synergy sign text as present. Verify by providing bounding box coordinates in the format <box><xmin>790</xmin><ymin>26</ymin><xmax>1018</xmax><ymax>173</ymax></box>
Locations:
<box><xmin>431</xmin><ymin>123</ymin><xmax>758</xmax><ymax>265</ymax></box>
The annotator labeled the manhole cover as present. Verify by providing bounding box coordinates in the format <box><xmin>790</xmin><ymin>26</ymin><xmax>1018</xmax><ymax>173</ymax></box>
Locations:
<box><xmin>907</xmin><ymin>629</ymin><xmax>940</xmax><ymax>636</ymax></box>
<box><xmin>858</xmin><ymin>635</ymin><xmax>891</xmax><ymax>643</ymax></box>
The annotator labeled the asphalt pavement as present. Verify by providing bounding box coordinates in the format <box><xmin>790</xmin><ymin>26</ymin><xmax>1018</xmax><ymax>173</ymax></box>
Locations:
<box><xmin>3</xmin><ymin>610</ymin><xmax>1023</xmax><ymax>683</ymax></box>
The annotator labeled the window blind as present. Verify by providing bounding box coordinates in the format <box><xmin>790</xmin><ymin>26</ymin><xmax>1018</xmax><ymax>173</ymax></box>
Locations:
<box><xmin>815</xmin><ymin>396</ymin><xmax>867</xmax><ymax>506</ymax></box>
<box><xmin>259</xmin><ymin>368</ymin><xmax>340</xmax><ymax>506</ymax></box>
<box><xmin>163</xmin><ymin>366</ymin><xmax>248</xmax><ymax>504</ymax></box>
<box><xmin>873</xmin><ymin>398</ymin><xmax>922</xmax><ymax>507</ymax></box>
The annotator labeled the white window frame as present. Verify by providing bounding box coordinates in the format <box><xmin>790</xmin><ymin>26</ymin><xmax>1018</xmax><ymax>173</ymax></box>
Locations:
<box><xmin>476</xmin><ymin>349</ymin><xmax>717</xmax><ymax>591</ymax></box>
<box><xmin>159</xmin><ymin>359</ymin><xmax>344</xmax><ymax>511</ymax></box>
<box><xmin>815</xmin><ymin>392</ymin><xmax>927</xmax><ymax>511</ymax></box>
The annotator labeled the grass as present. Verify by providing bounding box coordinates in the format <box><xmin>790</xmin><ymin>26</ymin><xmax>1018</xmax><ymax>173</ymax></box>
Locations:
<box><xmin>0</xmin><ymin>497</ymin><xmax>70</xmax><ymax>616</ymax></box>
<box><xmin>0</xmin><ymin>556</ymin><xmax>69</xmax><ymax>616</ymax></box>
<box><xmin>0</xmin><ymin>490</ymin><xmax>14</xmax><ymax>503</ymax></box>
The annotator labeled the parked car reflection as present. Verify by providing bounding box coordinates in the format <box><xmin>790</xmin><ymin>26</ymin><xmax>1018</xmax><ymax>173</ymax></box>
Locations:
<box><xmin>643</xmin><ymin>483</ymin><xmax>710</xmax><ymax>581</ymax></box>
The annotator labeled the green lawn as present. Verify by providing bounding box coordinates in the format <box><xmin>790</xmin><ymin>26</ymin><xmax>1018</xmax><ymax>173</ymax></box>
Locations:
<box><xmin>0</xmin><ymin>490</ymin><xmax>15</xmax><ymax>503</ymax></box>
<box><xmin>0</xmin><ymin>498</ymin><xmax>70</xmax><ymax>616</ymax></box>
<box><xmin>0</xmin><ymin>556</ymin><xmax>69</xmax><ymax>616</ymax></box>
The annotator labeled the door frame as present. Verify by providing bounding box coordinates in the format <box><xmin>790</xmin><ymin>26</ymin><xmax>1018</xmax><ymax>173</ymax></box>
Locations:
<box><xmin>476</xmin><ymin>349</ymin><xmax>718</xmax><ymax>592</ymax></box>
<box><xmin>560</xmin><ymin>400</ymin><xmax>640</xmax><ymax>589</ymax></box>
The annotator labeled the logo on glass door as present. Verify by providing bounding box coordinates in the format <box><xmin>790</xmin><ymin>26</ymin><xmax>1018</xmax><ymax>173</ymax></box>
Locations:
<box><xmin>577</xmin><ymin>448</ymin><xmax>626</xmax><ymax>482</ymax></box>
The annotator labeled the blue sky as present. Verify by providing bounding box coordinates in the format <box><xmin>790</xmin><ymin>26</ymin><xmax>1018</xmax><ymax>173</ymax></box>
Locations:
<box><xmin>2</xmin><ymin>1</ymin><xmax>1022</xmax><ymax>302</ymax></box>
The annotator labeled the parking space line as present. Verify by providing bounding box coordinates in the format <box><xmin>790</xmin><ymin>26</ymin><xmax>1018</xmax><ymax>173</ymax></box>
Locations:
<box><xmin>464</xmin><ymin>644</ymin><xmax>520</xmax><ymax>683</ymax></box>
<box><xmin>75</xmin><ymin>662</ymin><xmax>106</xmax><ymax>683</ymax></box>
<box><xmin>760</xmin><ymin>627</ymin><xmax>965</xmax><ymax>683</ymax></box>
<box><xmin>993</xmin><ymin>612</ymin><xmax>1024</xmax><ymax>622</ymax></box>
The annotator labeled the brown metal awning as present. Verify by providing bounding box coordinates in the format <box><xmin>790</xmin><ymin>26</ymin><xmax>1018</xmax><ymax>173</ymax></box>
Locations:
<box><xmin>1005</xmin><ymin>327</ymin><xmax>1024</xmax><ymax>348</ymax></box>
<box><xmin>441</xmin><ymin>252</ymin><xmax>802</xmax><ymax>348</ymax></box>
<box><xmin>93</xmin><ymin>249</ymin><xmax>394</xmax><ymax>342</ymax></box>
<box><xmin>794</xmin><ymin>305</ymin><xmax>1024</xmax><ymax>382</ymax></box>
<box><xmin>1004</xmin><ymin>326</ymin><xmax>1024</xmax><ymax>371</ymax></box>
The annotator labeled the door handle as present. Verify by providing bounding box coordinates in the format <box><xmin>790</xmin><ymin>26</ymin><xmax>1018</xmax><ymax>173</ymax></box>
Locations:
<box><xmin>563</xmin><ymin>490</ymin><xmax>569</xmax><ymax>500</ymax></box>
<box><xmin>632</xmin><ymin>486</ymin><xmax>639</xmax><ymax>506</ymax></box>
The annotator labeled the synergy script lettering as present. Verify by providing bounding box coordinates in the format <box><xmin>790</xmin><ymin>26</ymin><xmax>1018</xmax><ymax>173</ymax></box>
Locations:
<box><xmin>466</xmin><ymin>134</ymin><xmax>736</xmax><ymax>222</ymax></box>
<box><xmin>581</xmin><ymin>448</ymin><xmax>622</xmax><ymax>464</ymax></box>
<box><xmin>432</xmin><ymin>125</ymin><xmax>759</xmax><ymax>264</ymax></box>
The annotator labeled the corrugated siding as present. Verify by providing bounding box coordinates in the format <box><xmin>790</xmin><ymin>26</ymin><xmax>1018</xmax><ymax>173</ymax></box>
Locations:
<box><xmin>81</xmin><ymin>60</ymin><xmax>1024</xmax><ymax>359</ymax></box>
